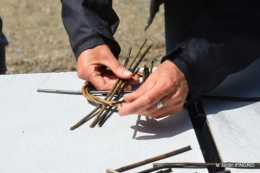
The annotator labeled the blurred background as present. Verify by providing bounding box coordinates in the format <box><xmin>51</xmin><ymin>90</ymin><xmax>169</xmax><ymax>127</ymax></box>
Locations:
<box><xmin>0</xmin><ymin>0</ymin><xmax>165</xmax><ymax>74</ymax></box>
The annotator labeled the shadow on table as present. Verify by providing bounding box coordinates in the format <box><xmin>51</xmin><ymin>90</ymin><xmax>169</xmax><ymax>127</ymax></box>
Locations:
<box><xmin>202</xmin><ymin>59</ymin><xmax>260</xmax><ymax>115</ymax></box>
<box><xmin>131</xmin><ymin>110</ymin><xmax>193</xmax><ymax>140</ymax></box>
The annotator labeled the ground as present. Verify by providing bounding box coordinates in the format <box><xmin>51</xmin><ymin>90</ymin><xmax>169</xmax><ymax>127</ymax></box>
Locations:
<box><xmin>0</xmin><ymin>0</ymin><xmax>165</xmax><ymax>74</ymax></box>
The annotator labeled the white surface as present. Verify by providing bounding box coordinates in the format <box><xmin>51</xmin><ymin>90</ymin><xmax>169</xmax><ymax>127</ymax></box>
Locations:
<box><xmin>203</xmin><ymin>59</ymin><xmax>260</xmax><ymax>173</ymax></box>
<box><xmin>0</xmin><ymin>72</ymin><xmax>207</xmax><ymax>173</ymax></box>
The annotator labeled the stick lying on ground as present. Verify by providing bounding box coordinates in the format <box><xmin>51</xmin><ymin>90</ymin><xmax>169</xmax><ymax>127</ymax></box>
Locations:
<box><xmin>106</xmin><ymin>145</ymin><xmax>191</xmax><ymax>173</ymax></box>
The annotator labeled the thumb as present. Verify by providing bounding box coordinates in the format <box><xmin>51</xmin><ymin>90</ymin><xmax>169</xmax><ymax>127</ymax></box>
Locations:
<box><xmin>105</xmin><ymin>58</ymin><xmax>133</xmax><ymax>79</ymax></box>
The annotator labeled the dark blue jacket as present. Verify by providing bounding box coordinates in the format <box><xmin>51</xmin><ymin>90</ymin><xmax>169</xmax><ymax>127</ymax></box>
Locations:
<box><xmin>61</xmin><ymin>0</ymin><xmax>260</xmax><ymax>100</ymax></box>
<box><xmin>0</xmin><ymin>17</ymin><xmax>8</xmax><ymax>47</ymax></box>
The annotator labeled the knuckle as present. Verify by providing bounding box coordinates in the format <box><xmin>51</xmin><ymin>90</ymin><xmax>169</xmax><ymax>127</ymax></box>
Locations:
<box><xmin>143</xmin><ymin>95</ymin><xmax>153</xmax><ymax>105</ymax></box>
<box><xmin>163</xmin><ymin>80</ymin><xmax>174</xmax><ymax>90</ymax></box>
<box><xmin>143</xmin><ymin>107</ymin><xmax>154</xmax><ymax>114</ymax></box>
<box><xmin>172</xmin><ymin>90</ymin><xmax>186</xmax><ymax>102</ymax></box>
<box><xmin>113</xmin><ymin>62</ymin><xmax>122</xmax><ymax>71</ymax></box>
<box><xmin>136</xmin><ymin>86</ymin><xmax>147</xmax><ymax>96</ymax></box>
<box><xmin>157</xmin><ymin>81</ymin><xmax>174</xmax><ymax>94</ymax></box>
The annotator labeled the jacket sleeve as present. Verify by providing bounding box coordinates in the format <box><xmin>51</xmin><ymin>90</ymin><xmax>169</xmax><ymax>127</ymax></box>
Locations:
<box><xmin>61</xmin><ymin>0</ymin><xmax>121</xmax><ymax>59</ymax></box>
<box><xmin>162</xmin><ymin>0</ymin><xmax>260</xmax><ymax>100</ymax></box>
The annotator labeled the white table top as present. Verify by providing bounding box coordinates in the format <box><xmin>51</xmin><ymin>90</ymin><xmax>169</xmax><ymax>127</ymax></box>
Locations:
<box><xmin>0</xmin><ymin>72</ymin><xmax>206</xmax><ymax>173</ymax></box>
<box><xmin>203</xmin><ymin>58</ymin><xmax>260</xmax><ymax>173</ymax></box>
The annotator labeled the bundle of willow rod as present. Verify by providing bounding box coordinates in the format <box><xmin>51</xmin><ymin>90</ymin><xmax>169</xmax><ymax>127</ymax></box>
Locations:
<box><xmin>70</xmin><ymin>39</ymin><xmax>154</xmax><ymax>130</ymax></box>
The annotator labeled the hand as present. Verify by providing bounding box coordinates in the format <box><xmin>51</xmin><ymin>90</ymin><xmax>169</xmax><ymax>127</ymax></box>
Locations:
<box><xmin>118</xmin><ymin>60</ymin><xmax>189</xmax><ymax>118</ymax></box>
<box><xmin>77</xmin><ymin>44</ymin><xmax>139</xmax><ymax>90</ymax></box>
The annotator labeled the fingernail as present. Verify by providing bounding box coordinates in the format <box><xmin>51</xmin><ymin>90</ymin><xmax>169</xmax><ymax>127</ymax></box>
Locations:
<box><xmin>125</xmin><ymin>85</ymin><xmax>132</xmax><ymax>90</ymax></box>
<box><xmin>123</xmin><ymin>70</ymin><xmax>132</xmax><ymax>76</ymax></box>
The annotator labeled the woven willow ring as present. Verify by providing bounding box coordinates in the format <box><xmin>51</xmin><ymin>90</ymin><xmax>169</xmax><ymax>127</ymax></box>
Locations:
<box><xmin>82</xmin><ymin>71</ymin><xmax>144</xmax><ymax>107</ymax></box>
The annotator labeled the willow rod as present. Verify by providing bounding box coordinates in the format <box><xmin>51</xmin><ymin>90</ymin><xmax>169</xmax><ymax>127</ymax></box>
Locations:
<box><xmin>70</xmin><ymin>105</ymin><xmax>102</xmax><ymax>130</ymax></box>
<box><xmin>155</xmin><ymin>168</ymin><xmax>172</xmax><ymax>173</ymax></box>
<box><xmin>113</xmin><ymin>145</ymin><xmax>191</xmax><ymax>172</ymax></box>
<box><xmin>97</xmin><ymin>48</ymin><xmax>132</xmax><ymax>127</ymax></box>
<box><xmin>89</xmin><ymin>47</ymin><xmax>134</xmax><ymax>128</ymax></box>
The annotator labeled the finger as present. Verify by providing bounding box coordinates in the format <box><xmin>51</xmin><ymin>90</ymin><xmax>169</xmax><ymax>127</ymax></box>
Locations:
<box><xmin>154</xmin><ymin>103</ymin><xmax>183</xmax><ymax>118</ymax></box>
<box><xmin>123</xmin><ymin>76</ymin><xmax>156</xmax><ymax>103</ymax></box>
<box><xmin>136</xmin><ymin>98</ymin><xmax>167</xmax><ymax>115</ymax></box>
<box><xmin>103</xmin><ymin>57</ymin><xmax>133</xmax><ymax>79</ymax></box>
<box><xmin>123</xmin><ymin>93</ymin><xmax>184</xmax><ymax>118</ymax></box>
<box><xmin>118</xmin><ymin>83</ymin><xmax>166</xmax><ymax>116</ymax></box>
<box><xmin>127</xmin><ymin>74</ymin><xmax>140</xmax><ymax>86</ymax></box>
<box><xmin>89</xmin><ymin>75</ymin><xmax>110</xmax><ymax>90</ymax></box>
<box><xmin>135</xmin><ymin>97</ymin><xmax>170</xmax><ymax>116</ymax></box>
<box><xmin>140</xmin><ymin>100</ymin><xmax>184</xmax><ymax>118</ymax></box>
<box><xmin>88</xmin><ymin>68</ymin><xmax>117</xmax><ymax>90</ymax></box>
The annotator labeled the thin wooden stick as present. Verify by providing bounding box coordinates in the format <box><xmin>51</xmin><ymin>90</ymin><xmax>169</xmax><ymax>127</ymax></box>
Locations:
<box><xmin>70</xmin><ymin>105</ymin><xmax>102</xmax><ymax>130</ymax></box>
<box><xmin>98</xmin><ymin>81</ymin><xmax>129</xmax><ymax>127</ymax></box>
<box><xmin>126</xmin><ymin>39</ymin><xmax>147</xmax><ymax>70</ymax></box>
<box><xmin>106</xmin><ymin>169</ymin><xmax>121</xmax><ymax>173</ymax></box>
<box><xmin>136</xmin><ymin>166</ymin><xmax>162</xmax><ymax>173</ymax></box>
<box><xmin>155</xmin><ymin>168</ymin><xmax>172</xmax><ymax>173</ymax></box>
<box><xmin>137</xmin><ymin>167</ymin><xmax>173</xmax><ymax>173</ymax></box>
<box><xmin>113</xmin><ymin>145</ymin><xmax>191</xmax><ymax>172</ymax></box>
<box><xmin>153</xmin><ymin>162</ymin><xmax>260</xmax><ymax>168</ymax></box>
<box><xmin>149</xmin><ymin>61</ymin><xmax>154</xmax><ymax>75</ymax></box>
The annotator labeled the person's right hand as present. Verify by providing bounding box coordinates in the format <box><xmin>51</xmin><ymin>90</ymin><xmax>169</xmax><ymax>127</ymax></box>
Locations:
<box><xmin>77</xmin><ymin>44</ymin><xmax>139</xmax><ymax>90</ymax></box>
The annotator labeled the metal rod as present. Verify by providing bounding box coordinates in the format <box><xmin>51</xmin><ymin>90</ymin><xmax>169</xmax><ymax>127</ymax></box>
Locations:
<box><xmin>214</xmin><ymin>170</ymin><xmax>231</xmax><ymax>173</ymax></box>
<box><xmin>138</xmin><ymin>167</ymin><xmax>172</xmax><ymax>173</ymax></box>
<box><xmin>137</xmin><ymin>167</ymin><xmax>162</xmax><ymax>173</ymax></box>
<box><xmin>153</xmin><ymin>162</ymin><xmax>216</xmax><ymax>168</ymax></box>
<box><xmin>114</xmin><ymin>145</ymin><xmax>191</xmax><ymax>172</ymax></box>
<box><xmin>37</xmin><ymin>88</ymin><xmax>133</xmax><ymax>95</ymax></box>
<box><xmin>37</xmin><ymin>88</ymin><xmax>82</xmax><ymax>95</ymax></box>
<box><xmin>153</xmin><ymin>162</ymin><xmax>260</xmax><ymax>168</ymax></box>
<box><xmin>155</xmin><ymin>168</ymin><xmax>172</xmax><ymax>173</ymax></box>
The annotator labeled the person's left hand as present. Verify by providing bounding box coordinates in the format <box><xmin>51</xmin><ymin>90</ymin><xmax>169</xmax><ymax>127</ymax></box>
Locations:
<box><xmin>118</xmin><ymin>60</ymin><xmax>189</xmax><ymax>118</ymax></box>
